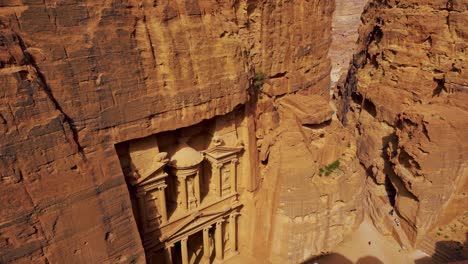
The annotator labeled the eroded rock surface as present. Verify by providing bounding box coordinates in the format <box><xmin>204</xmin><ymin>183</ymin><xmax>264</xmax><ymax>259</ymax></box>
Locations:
<box><xmin>330</xmin><ymin>0</ymin><xmax>368</xmax><ymax>86</ymax></box>
<box><xmin>338</xmin><ymin>0</ymin><xmax>468</xmax><ymax>254</ymax></box>
<box><xmin>252</xmin><ymin>92</ymin><xmax>366</xmax><ymax>263</ymax></box>
<box><xmin>0</xmin><ymin>1</ymin><xmax>341</xmax><ymax>263</ymax></box>
<box><xmin>1</xmin><ymin>0</ymin><xmax>467</xmax><ymax>263</ymax></box>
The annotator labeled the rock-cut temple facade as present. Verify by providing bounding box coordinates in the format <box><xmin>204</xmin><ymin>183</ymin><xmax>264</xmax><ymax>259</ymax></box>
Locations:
<box><xmin>115</xmin><ymin>110</ymin><xmax>252</xmax><ymax>264</ymax></box>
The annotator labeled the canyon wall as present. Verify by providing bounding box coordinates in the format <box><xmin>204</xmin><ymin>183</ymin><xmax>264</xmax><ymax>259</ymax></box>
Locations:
<box><xmin>338</xmin><ymin>0</ymin><xmax>468</xmax><ymax>252</ymax></box>
<box><xmin>246</xmin><ymin>1</ymin><xmax>369</xmax><ymax>263</ymax></box>
<box><xmin>3</xmin><ymin>0</ymin><xmax>466</xmax><ymax>263</ymax></box>
<box><xmin>329</xmin><ymin>0</ymin><xmax>368</xmax><ymax>87</ymax></box>
<box><xmin>0</xmin><ymin>1</ymin><xmax>351</xmax><ymax>263</ymax></box>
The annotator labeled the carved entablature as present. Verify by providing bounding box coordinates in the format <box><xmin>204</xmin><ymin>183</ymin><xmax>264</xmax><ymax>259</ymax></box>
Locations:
<box><xmin>203</xmin><ymin>146</ymin><xmax>243</xmax><ymax>198</ymax></box>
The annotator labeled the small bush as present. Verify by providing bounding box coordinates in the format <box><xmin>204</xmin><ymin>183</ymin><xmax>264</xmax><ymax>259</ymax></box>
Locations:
<box><xmin>253</xmin><ymin>72</ymin><xmax>267</xmax><ymax>90</ymax></box>
<box><xmin>319</xmin><ymin>160</ymin><xmax>341</xmax><ymax>176</ymax></box>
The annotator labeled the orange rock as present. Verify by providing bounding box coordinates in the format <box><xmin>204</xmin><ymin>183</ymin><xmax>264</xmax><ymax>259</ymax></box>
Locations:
<box><xmin>339</xmin><ymin>0</ymin><xmax>468</xmax><ymax>251</ymax></box>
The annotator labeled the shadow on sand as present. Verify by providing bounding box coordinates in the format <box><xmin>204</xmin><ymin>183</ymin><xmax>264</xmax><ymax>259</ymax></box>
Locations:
<box><xmin>302</xmin><ymin>253</ymin><xmax>383</xmax><ymax>264</ymax></box>
<box><xmin>414</xmin><ymin>235</ymin><xmax>468</xmax><ymax>264</ymax></box>
<box><xmin>301</xmin><ymin>233</ymin><xmax>467</xmax><ymax>264</ymax></box>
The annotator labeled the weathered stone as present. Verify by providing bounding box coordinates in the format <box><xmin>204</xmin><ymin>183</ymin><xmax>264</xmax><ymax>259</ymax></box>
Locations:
<box><xmin>339</xmin><ymin>0</ymin><xmax>468</xmax><ymax>252</ymax></box>
<box><xmin>0</xmin><ymin>1</ymin><xmax>338</xmax><ymax>263</ymax></box>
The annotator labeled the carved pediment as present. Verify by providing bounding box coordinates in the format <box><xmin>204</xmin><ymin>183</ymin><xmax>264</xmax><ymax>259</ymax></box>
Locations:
<box><xmin>128</xmin><ymin>162</ymin><xmax>168</xmax><ymax>187</ymax></box>
<box><xmin>203</xmin><ymin>146</ymin><xmax>243</xmax><ymax>161</ymax></box>
<box><xmin>160</xmin><ymin>202</ymin><xmax>241</xmax><ymax>245</ymax></box>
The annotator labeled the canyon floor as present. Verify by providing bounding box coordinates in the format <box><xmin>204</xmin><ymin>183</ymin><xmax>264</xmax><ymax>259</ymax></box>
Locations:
<box><xmin>308</xmin><ymin>219</ymin><xmax>432</xmax><ymax>264</ymax></box>
<box><xmin>221</xmin><ymin>219</ymin><xmax>433</xmax><ymax>264</ymax></box>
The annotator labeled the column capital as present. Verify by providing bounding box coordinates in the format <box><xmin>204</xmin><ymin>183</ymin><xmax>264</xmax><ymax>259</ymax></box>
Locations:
<box><xmin>212</xmin><ymin>163</ymin><xmax>224</xmax><ymax>169</ymax></box>
<box><xmin>179</xmin><ymin>175</ymin><xmax>189</xmax><ymax>180</ymax></box>
<box><xmin>216</xmin><ymin>220</ymin><xmax>224</xmax><ymax>227</ymax></box>
<box><xmin>156</xmin><ymin>183</ymin><xmax>168</xmax><ymax>191</ymax></box>
<box><xmin>203</xmin><ymin>225</ymin><xmax>211</xmax><ymax>232</ymax></box>
<box><xmin>166</xmin><ymin>243</ymin><xmax>175</xmax><ymax>248</ymax></box>
<box><xmin>181</xmin><ymin>237</ymin><xmax>188</xmax><ymax>243</ymax></box>
<box><xmin>230</xmin><ymin>213</ymin><xmax>239</xmax><ymax>219</ymax></box>
<box><xmin>230</xmin><ymin>158</ymin><xmax>239</xmax><ymax>164</ymax></box>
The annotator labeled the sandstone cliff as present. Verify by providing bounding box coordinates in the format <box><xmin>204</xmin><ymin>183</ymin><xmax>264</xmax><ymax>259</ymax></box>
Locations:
<box><xmin>329</xmin><ymin>0</ymin><xmax>368</xmax><ymax>87</ymax></box>
<box><xmin>338</xmin><ymin>0</ymin><xmax>468</xmax><ymax>256</ymax></box>
<box><xmin>1</xmin><ymin>0</ymin><xmax>467</xmax><ymax>263</ymax></box>
<box><xmin>0</xmin><ymin>1</ymin><xmax>342</xmax><ymax>263</ymax></box>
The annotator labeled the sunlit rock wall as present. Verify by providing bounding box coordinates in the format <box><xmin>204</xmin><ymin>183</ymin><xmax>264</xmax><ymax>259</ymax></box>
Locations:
<box><xmin>339</xmin><ymin>0</ymin><xmax>468</xmax><ymax>248</ymax></box>
<box><xmin>0</xmin><ymin>0</ymin><xmax>339</xmax><ymax>262</ymax></box>
<box><xmin>247</xmin><ymin>1</ymin><xmax>370</xmax><ymax>259</ymax></box>
<box><xmin>329</xmin><ymin>0</ymin><xmax>368</xmax><ymax>86</ymax></box>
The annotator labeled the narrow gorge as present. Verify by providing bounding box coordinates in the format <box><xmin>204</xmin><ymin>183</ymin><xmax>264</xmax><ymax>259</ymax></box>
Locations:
<box><xmin>0</xmin><ymin>1</ymin><xmax>466</xmax><ymax>264</ymax></box>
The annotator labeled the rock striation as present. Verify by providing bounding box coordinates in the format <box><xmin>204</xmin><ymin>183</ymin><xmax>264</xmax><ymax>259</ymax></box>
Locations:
<box><xmin>253</xmin><ymin>93</ymin><xmax>365</xmax><ymax>263</ymax></box>
<box><xmin>338</xmin><ymin>0</ymin><xmax>468</xmax><ymax>254</ymax></box>
<box><xmin>1</xmin><ymin>0</ymin><xmax>467</xmax><ymax>263</ymax></box>
<box><xmin>0</xmin><ymin>0</ymin><xmax>344</xmax><ymax>263</ymax></box>
<box><xmin>329</xmin><ymin>0</ymin><xmax>368</xmax><ymax>87</ymax></box>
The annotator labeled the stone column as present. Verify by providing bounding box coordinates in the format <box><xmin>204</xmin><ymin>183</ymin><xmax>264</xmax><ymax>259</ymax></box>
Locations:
<box><xmin>164</xmin><ymin>244</ymin><xmax>174</xmax><ymax>264</ymax></box>
<box><xmin>158</xmin><ymin>184</ymin><xmax>168</xmax><ymax>223</ymax></box>
<box><xmin>136</xmin><ymin>190</ymin><xmax>147</xmax><ymax>232</ymax></box>
<box><xmin>229</xmin><ymin>214</ymin><xmax>238</xmax><ymax>255</ymax></box>
<box><xmin>194</xmin><ymin>171</ymin><xmax>201</xmax><ymax>207</ymax></box>
<box><xmin>203</xmin><ymin>226</ymin><xmax>211</xmax><ymax>264</ymax></box>
<box><xmin>181</xmin><ymin>237</ymin><xmax>189</xmax><ymax>264</ymax></box>
<box><xmin>180</xmin><ymin>177</ymin><xmax>188</xmax><ymax>211</ymax></box>
<box><xmin>212</xmin><ymin>163</ymin><xmax>223</xmax><ymax>198</ymax></box>
<box><xmin>217</xmin><ymin>164</ymin><xmax>223</xmax><ymax>197</ymax></box>
<box><xmin>215</xmin><ymin>221</ymin><xmax>223</xmax><ymax>261</ymax></box>
<box><xmin>230</xmin><ymin>159</ymin><xmax>238</xmax><ymax>194</ymax></box>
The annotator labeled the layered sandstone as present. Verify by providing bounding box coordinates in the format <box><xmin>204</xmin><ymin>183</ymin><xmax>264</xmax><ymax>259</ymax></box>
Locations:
<box><xmin>0</xmin><ymin>1</ymin><xmax>341</xmax><ymax>263</ymax></box>
<box><xmin>338</xmin><ymin>0</ymin><xmax>468</xmax><ymax>257</ymax></box>
<box><xmin>252</xmin><ymin>93</ymin><xmax>365</xmax><ymax>263</ymax></box>
<box><xmin>2</xmin><ymin>0</ymin><xmax>467</xmax><ymax>263</ymax></box>
<box><xmin>329</xmin><ymin>0</ymin><xmax>368</xmax><ymax>87</ymax></box>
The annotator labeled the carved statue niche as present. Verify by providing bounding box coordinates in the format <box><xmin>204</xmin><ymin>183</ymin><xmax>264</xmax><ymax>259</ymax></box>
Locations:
<box><xmin>126</xmin><ymin>136</ymin><xmax>169</xmax><ymax>233</ymax></box>
<box><xmin>168</xmin><ymin>139</ymin><xmax>204</xmax><ymax>212</ymax></box>
<box><xmin>203</xmin><ymin>138</ymin><xmax>243</xmax><ymax>199</ymax></box>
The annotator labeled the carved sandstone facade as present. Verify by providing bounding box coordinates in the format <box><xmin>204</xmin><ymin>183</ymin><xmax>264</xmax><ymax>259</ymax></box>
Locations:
<box><xmin>116</xmin><ymin>110</ymin><xmax>249</xmax><ymax>264</ymax></box>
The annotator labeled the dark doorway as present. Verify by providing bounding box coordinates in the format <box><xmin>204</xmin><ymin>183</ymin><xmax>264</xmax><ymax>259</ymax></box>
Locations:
<box><xmin>188</xmin><ymin>230</ymin><xmax>204</xmax><ymax>264</ymax></box>
<box><xmin>172</xmin><ymin>241</ymin><xmax>182</xmax><ymax>264</ymax></box>
<box><xmin>385</xmin><ymin>176</ymin><xmax>397</xmax><ymax>207</ymax></box>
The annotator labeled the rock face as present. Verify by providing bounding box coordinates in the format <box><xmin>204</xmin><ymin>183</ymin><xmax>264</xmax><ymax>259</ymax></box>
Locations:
<box><xmin>1</xmin><ymin>0</ymin><xmax>467</xmax><ymax>263</ymax></box>
<box><xmin>0</xmin><ymin>1</ymin><xmax>346</xmax><ymax>263</ymax></box>
<box><xmin>329</xmin><ymin>0</ymin><xmax>368</xmax><ymax>87</ymax></box>
<box><xmin>252</xmin><ymin>93</ymin><xmax>365</xmax><ymax>263</ymax></box>
<box><xmin>338</xmin><ymin>0</ymin><xmax>468</xmax><ymax>252</ymax></box>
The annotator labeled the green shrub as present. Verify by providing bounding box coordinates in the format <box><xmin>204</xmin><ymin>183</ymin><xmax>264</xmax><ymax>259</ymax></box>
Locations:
<box><xmin>319</xmin><ymin>160</ymin><xmax>341</xmax><ymax>176</ymax></box>
<box><xmin>253</xmin><ymin>72</ymin><xmax>267</xmax><ymax>90</ymax></box>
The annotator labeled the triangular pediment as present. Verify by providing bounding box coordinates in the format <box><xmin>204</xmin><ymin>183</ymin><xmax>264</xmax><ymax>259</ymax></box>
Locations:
<box><xmin>202</xmin><ymin>146</ymin><xmax>243</xmax><ymax>160</ymax></box>
<box><xmin>161</xmin><ymin>204</ymin><xmax>240</xmax><ymax>243</ymax></box>
<box><xmin>128</xmin><ymin>163</ymin><xmax>167</xmax><ymax>186</ymax></box>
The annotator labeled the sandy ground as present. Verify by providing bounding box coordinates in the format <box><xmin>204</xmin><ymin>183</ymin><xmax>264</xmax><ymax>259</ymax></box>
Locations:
<box><xmin>224</xmin><ymin>220</ymin><xmax>432</xmax><ymax>264</ymax></box>
<box><xmin>309</xmin><ymin>220</ymin><xmax>430</xmax><ymax>264</ymax></box>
